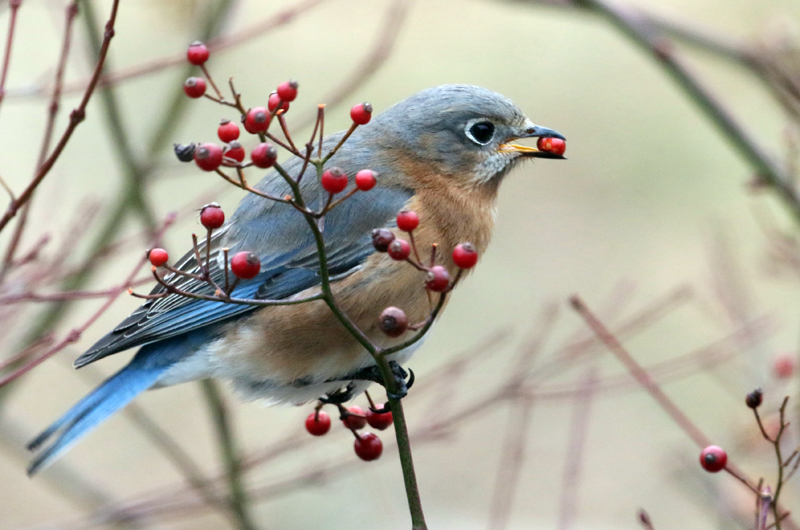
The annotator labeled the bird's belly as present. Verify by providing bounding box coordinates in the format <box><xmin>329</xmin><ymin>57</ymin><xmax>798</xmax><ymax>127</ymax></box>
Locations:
<box><xmin>200</xmin><ymin>253</ymin><xmax>438</xmax><ymax>403</ymax></box>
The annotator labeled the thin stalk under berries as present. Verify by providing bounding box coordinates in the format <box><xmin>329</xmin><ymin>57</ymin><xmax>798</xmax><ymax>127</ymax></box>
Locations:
<box><xmin>281</xmin><ymin>160</ymin><xmax>428</xmax><ymax>529</ymax></box>
<box><xmin>201</xmin><ymin>380</ymin><xmax>258</xmax><ymax>530</ymax></box>
<box><xmin>322</xmin><ymin>123</ymin><xmax>358</xmax><ymax>163</ymax></box>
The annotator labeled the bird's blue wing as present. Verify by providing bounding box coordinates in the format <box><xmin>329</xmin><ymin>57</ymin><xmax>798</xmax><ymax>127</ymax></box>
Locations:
<box><xmin>75</xmin><ymin>139</ymin><xmax>413</xmax><ymax>368</ymax></box>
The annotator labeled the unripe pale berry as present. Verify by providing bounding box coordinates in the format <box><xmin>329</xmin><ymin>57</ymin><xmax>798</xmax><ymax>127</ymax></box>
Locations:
<box><xmin>321</xmin><ymin>167</ymin><xmax>348</xmax><ymax>194</ymax></box>
<box><xmin>183</xmin><ymin>77</ymin><xmax>206</xmax><ymax>98</ymax></box>
<box><xmin>251</xmin><ymin>143</ymin><xmax>277</xmax><ymax>168</ymax></box>
<box><xmin>372</xmin><ymin>228</ymin><xmax>395</xmax><ymax>252</ymax></box>
<box><xmin>174</xmin><ymin>143</ymin><xmax>196</xmax><ymax>162</ymax></box>
<box><xmin>773</xmin><ymin>355</ymin><xmax>796</xmax><ymax>379</ymax></box>
<box><xmin>378</xmin><ymin>306</ymin><xmax>408</xmax><ymax>337</ymax></box>
<box><xmin>350</xmin><ymin>102</ymin><xmax>372</xmax><ymax>125</ymax></box>
<box><xmin>217</xmin><ymin>119</ymin><xmax>240</xmax><ymax>143</ymax></box>
<box><xmin>366</xmin><ymin>407</ymin><xmax>393</xmax><ymax>430</ymax></box>
<box><xmin>231</xmin><ymin>251</ymin><xmax>260</xmax><ymax>279</ymax></box>
<box><xmin>194</xmin><ymin>143</ymin><xmax>223</xmax><ymax>171</ymax></box>
<box><xmin>149</xmin><ymin>248</ymin><xmax>169</xmax><ymax>267</ymax></box>
<box><xmin>200</xmin><ymin>203</ymin><xmax>225</xmax><ymax>230</ymax></box>
<box><xmin>387</xmin><ymin>239</ymin><xmax>410</xmax><ymax>261</ymax></box>
<box><xmin>452</xmin><ymin>242</ymin><xmax>478</xmax><ymax>269</ymax></box>
<box><xmin>354</xmin><ymin>432</ymin><xmax>383</xmax><ymax>461</ymax></box>
<box><xmin>244</xmin><ymin>107</ymin><xmax>270</xmax><ymax>133</ymax></box>
<box><xmin>187</xmin><ymin>41</ymin><xmax>209</xmax><ymax>65</ymax></box>
<box><xmin>305</xmin><ymin>411</ymin><xmax>331</xmax><ymax>436</ymax></box>
<box><xmin>396</xmin><ymin>210</ymin><xmax>419</xmax><ymax>232</ymax></box>
<box><xmin>268</xmin><ymin>91</ymin><xmax>290</xmax><ymax>113</ymax></box>
<box><xmin>537</xmin><ymin>137</ymin><xmax>566</xmax><ymax>156</ymax></box>
<box><xmin>276</xmin><ymin>80</ymin><xmax>299</xmax><ymax>102</ymax></box>
<box><xmin>426</xmin><ymin>265</ymin><xmax>450</xmax><ymax>292</ymax></box>
<box><xmin>224</xmin><ymin>141</ymin><xmax>245</xmax><ymax>163</ymax></box>
<box><xmin>700</xmin><ymin>445</ymin><xmax>727</xmax><ymax>473</ymax></box>
<box><xmin>355</xmin><ymin>169</ymin><xmax>377</xmax><ymax>191</ymax></box>
<box><xmin>342</xmin><ymin>406</ymin><xmax>367</xmax><ymax>430</ymax></box>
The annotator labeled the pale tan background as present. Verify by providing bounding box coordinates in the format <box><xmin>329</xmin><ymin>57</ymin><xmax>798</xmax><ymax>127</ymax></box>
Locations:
<box><xmin>0</xmin><ymin>0</ymin><xmax>799</xmax><ymax>528</ymax></box>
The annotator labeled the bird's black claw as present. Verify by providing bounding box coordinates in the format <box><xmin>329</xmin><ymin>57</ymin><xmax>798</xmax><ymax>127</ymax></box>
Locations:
<box><xmin>334</xmin><ymin>361</ymin><xmax>414</xmax><ymax>400</ymax></box>
<box><xmin>320</xmin><ymin>382</ymin><xmax>356</xmax><ymax>404</ymax></box>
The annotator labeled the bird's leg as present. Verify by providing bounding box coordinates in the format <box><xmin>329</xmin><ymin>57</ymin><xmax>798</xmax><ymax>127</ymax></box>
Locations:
<box><xmin>336</xmin><ymin>361</ymin><xmax>415</xmax><ymax>400</ymax></box>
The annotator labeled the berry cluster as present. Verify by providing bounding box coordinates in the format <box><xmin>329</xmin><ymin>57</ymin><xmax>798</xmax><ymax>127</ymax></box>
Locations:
<box><xmin>146</xmin><ymin>203</ymin><xmax>261</xmax><ymax>295</ymax></box>
<box><xmin>305</xmin><ymin>400</ymin><xmax>394</xmax><ymax>462</ymax></box>
<box><xmin>370</xmin><ymin>210</ymin><xmax>479</xmax><ymax>337</ymax></box>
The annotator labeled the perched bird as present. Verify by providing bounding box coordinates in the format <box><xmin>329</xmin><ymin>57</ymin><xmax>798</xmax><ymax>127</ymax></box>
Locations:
<box><xmin>27</xmin><ymin>84</ymin><xmax>565</xmax><ymax>474</ymax></box>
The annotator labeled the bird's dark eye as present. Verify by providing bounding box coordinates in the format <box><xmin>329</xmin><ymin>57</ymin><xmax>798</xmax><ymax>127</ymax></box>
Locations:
<box><xmin>467</xmin><ymin>121</ymin><xmax>495</xmax><ymax>145</ymax></box>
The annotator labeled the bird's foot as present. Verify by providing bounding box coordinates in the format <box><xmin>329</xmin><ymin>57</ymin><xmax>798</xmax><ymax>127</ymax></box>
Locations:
<box><xmin>345</xmin><ymin>361</ymin><xmax>415</xmax><ymax>400</ymax></box>
<box><xmin>320</xmin><ymin>382</ymin><xmax>357</xmax><ymax>404</ymax></box>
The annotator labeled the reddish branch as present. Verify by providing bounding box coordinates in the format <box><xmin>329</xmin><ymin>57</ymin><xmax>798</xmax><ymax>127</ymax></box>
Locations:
<box><xmin>0</xmin><ymin>0</ymin><xmax>80</xmax><ymax>282</ymax></box>
<box><xmin>0</xmin><ymin>214</ymin><xmax>174</xmax><ymax>388</ymax></box>
<box><xmin>569</xmin><ymin>295</ymin><xmax>797</xmax><ymax>530</ymax></box>
<box><xmin>12</xmin><ymin>0</ymin><xmax>329</xmax><ymax>100</ymax></box>
<box><xmin>0</xmin><ymin>0</ymin><xmax>121</xmax><ymax>234</ymax></box>
<box><xmin>0</xmin><ymin>0</ymin><xmax>22</xmax><ymax>114</ymax></box>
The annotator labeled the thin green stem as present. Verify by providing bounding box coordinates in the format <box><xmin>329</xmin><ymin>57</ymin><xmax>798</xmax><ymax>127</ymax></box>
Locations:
<box><xmin>201</xmin><ymin>380</ymin><xmax>258</xmax><ymax>530</ymax></box>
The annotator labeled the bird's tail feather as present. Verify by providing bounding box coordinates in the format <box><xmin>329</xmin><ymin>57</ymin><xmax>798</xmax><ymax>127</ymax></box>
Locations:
<box><xmin>27</xmin><ymin>359</ymin><xmax>169</xmax><ymax>475</ymax></box>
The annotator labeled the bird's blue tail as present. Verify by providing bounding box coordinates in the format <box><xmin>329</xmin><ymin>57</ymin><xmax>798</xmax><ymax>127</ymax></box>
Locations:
<box><xmin>28</xmin><ymin>339</ymin><xmax>191</xmax><ymax>475</ymax></box>
<box><xmin>27</xmin><ymin>347</ymin><xmax>179</xmax><ymax>475</ymax></box>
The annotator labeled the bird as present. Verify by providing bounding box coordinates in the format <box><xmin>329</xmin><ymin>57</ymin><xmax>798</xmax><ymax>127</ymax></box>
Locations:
<box><xmin>27</xmin><ymin>84</ymin><xmax>565</xmax><ymax>474</ymax></box>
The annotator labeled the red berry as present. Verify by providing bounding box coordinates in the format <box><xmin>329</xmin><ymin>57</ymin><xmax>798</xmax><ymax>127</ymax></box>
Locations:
<box><xmin>354</xmin><ymin>432</ymin><xmax>383</xmax><ymax>461</ymax></box>
<box><xmin>276</xmin><ymin>80</ymin><xmax>298</xmax><ymax>102</ymax></box>
<box><xmin>217</xmin><ymin>119</ymin><xmax>240</xmax><ymax>143</ymax></box>
<box><xmin>700</xmin><ymin>445</ymin><xmax>727</xmax><ymax>473</ymax></box>
<box><xmin>452</xmin><ymin>242</ymin><xmax>478</xmax><ymax>269</ymax></box>
<box><xmin>148</xmin><ymin>248</ymin><xmax>169</xmax><ymax>267</ymax></box>
<box><xmin>378</xmin><ymin>306</ymin><xmax>408</xmax><ymax>337</ymax></box>
<box><xmin>371</xmin><ymin>228</ymin><xmax>395</xmax><ymax>252</ymax></box>
<box><xmin>426</xmin><ymin>265</ymin><xmax>450</xmax><ymax>292</ymax></box>
<box><xmin>224</xmin><ymin>141</ymin><xmax>245</xmax><ymax>163</ymax></box>
<box><xmin>230</xmin><ymin>251</ymin><xmax>260</xmax><ymax>279</ymax></box>
<box><xmin>350</xmin><ymin>102</ymin><xmax>373</xmax><ymax>125</ymax></box>
<box><xmin>200</xmin><ymin>203</ymin><xmax>225</xmax><ymax>230</ymax></box>
<box><xmin>321</xmin><ymin>167</ymin><xmax>348</xmax><ymax>194</ymax></box>
<box><xmin>342</xmin><ymin>406</ymin><xmax>367</xmax><ymax>430</ymax></box>
<box><xmin>194</xmin><ymin>143</ymin><xmax>223</xmax><ymax>171</ymax></box>
<box><xmin>268</xmin><ymin>92</ymin><xmax>290</xmax><ymax>113</ymax></box>
<box><xmin>366</xmin><ymin>407</ymin><xmax>393</xmax><ymax>430</ymax></box>
<box><xmin>251</xmin><ymin>143</ymin><xmax>277</xmax><ymax>168</ymax></box>
<box><xmin>244</xmin><ymin>107</ymin><xmax>270</xmax><ymax>134</ymax></box>
<box><xmin>774</xmin><ymin>355</ymin><xmax>796</xmax><ymax>379</ymax></box>
<box><xmin>305</xmin><ymin>410</ymin><xmax>331</xmax><ymax>436</ymax></box>
<box><xmin>396</xmin><ymin>210</ymin><xmax>419</xmax><ymax>232</ymax></box>
<box><xmin>537</xmin><ymin>136</ymin><xmax>566</xmax><ymax>156</ymax></box>
<box><xmin>183</xmin><ymin>77</ymin><xmax>206</xmax><ymax>98</ymax></box>
<box><xmin>387</xmin><ymin>239</ymin><xmax>410</xmax><ymax>261</ymax></box>
<box><xmin>187</xmin><ymin>41</ymin><xmax>209</xmax><ymax>65</ymax></box>
<box><xmin>355</xmin><ymin>169</ymin><xmax>377</xmax><ymax>191</ymax></box>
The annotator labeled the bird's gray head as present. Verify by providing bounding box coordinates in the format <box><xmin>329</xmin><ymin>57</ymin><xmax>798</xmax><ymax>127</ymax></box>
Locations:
<box><xmin>359</xmin><ymin>84</ymin><xmax>565</xmax><ymax>190</ymax></box>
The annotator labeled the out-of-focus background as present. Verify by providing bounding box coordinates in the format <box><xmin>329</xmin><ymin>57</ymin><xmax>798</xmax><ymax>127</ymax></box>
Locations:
<box><xmin>0</xmin><ymin>0</ymin><xmax>799</xmax><ymax>528</ymax></box>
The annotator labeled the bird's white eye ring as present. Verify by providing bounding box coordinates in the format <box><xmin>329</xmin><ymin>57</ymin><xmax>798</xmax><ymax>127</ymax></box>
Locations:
<box><xmin>465</xmin><ymin>120</ymin><xmax>495</xmax><ymax>145</ymax></box>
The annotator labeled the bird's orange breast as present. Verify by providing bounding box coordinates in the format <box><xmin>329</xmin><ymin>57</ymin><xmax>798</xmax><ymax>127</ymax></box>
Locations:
<box><xmin>213</xmin><ymin>169</ymin><xmax>498</xmax><ymax>384</ymax></box>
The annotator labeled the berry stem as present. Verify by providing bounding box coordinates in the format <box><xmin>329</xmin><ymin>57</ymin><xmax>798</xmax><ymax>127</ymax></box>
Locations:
<box><xmin>317</xmin><ymin>104</ymin><xmax>325</xmax><ymax>158</ymax></box>
<box><xmin>276</xmin><ymin>111</ymin><xmax>299</xmax><ymax>153</ymax></box>
<box><xmin>322</xmin><ymin>122</ymin><xmax>358</xmax><ymax>163</ymax></box>
<box><xmin>199</xmin><ymin>64</ymin><xmax>224</xmax><ymax>100</ymax></box>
